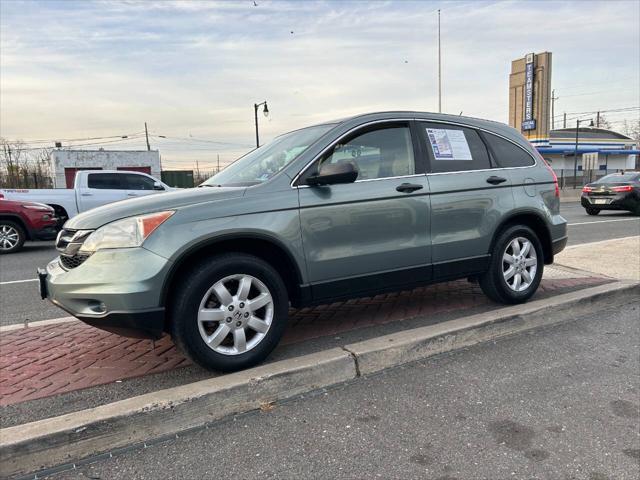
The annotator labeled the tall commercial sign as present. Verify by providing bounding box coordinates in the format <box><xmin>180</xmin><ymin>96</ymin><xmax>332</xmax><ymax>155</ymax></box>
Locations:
<box><xmin>509</xmin><ymin>52</ymin><xmax>552</xmax><ymax>146</ymax></box>
<box><xmin>522</xmin><ymin>53</ymin><xmax>536</xmax><ymax>131</ymax></box>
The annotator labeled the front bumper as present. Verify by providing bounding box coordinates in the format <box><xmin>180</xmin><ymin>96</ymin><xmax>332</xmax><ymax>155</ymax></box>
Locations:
<box><xmin>39</xmin><ymin>247</ymin><xmax>172</xmax><ymax>339</ymax></box>
<box><xmin>31</xmin><ymin>224</ymin><xmax>59</xmax><ymax>241</ymax></box>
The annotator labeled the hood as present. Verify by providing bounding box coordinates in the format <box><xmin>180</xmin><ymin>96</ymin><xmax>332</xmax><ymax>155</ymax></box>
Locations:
<box><xmin>65</xmin><ymin>186</ymin><xmax>245</xmax><ymax>230</ymax></box>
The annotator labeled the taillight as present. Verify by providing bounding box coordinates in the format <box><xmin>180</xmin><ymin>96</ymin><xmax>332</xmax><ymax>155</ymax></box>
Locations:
<box><xmin>582</xmin><ymin>186</ymin><xmax>593</xmax><ymax>193</ymax></box>
<box><xmin>612</xmin><ymin>185</ymin><xmax>633</xmax><ymax>192</ymax></box>
<box><xmin>540</xmin><ymin>157</ymin><xmax>559</xmax><ymax>198</ymax></box>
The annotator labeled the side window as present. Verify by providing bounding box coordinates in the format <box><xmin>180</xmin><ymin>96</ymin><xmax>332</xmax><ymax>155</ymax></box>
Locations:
<box><xmin>482</xmin><ymin>132</ymin><xmax>535</xmax><ymax>168</ymax></box>
<box><xmin>421</xmin><ymin>123</ymin><xmax>490</xmax><ymax>173</ymax></box>
<box><xmin>319</xmin><ymin>126</ymin><xmax>415</xmax><ymax>181</ymax></box>
<box><xmin>124</xmin><ymin>174</ymin><xmax>156</xmax><ymax>190</ymax></box>
<box><xmin>87</xmin><ymin>173</ymin><xmax>124</xmax><ymax>189</ymax></box>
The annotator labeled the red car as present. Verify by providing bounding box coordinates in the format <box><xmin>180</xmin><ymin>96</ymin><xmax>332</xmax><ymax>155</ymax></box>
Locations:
<box><xmin>0</xmin><ymin>198</ymin><xmax>58</xmax><ymax>254</ymax></box>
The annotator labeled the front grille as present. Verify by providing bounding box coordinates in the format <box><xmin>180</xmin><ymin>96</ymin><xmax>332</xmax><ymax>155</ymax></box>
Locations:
<box><xmin>60</xmin><ymin>253</ymin><xmax>91</xmax><ymax>270</ymax></box>
<box><xmin>56</xmin><ymin>228</ymin><xmax>93</xmax><ymax>270</ymax></box>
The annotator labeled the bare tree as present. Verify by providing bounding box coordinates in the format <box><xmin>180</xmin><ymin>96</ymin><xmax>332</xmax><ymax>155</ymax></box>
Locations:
<box><xmin>595</xmin><ymin>114</ymin><xmax>612</xmax><ymax>130</ymax></box>
<box><xmin>0</xmin><ymin>139</ymin><xmax>53</xmax><ymax>188</ymax></box>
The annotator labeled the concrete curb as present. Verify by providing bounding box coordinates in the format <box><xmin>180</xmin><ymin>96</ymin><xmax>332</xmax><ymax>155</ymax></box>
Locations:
<box><xmin>343</xmin><ymin>280</ymin><xmax>638</xmax><ymax>376</ymax></box>
<box><xmin>1</xmin><ymin>280</ymin><xmax>638</xmax><ymax>478</ymax></box>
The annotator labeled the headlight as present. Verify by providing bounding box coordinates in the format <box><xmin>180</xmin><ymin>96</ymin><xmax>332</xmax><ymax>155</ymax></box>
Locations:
<box><xmin>79</xmin><ymin>211</ymin><xmax>174</xmax><ymax>253</ymax></box>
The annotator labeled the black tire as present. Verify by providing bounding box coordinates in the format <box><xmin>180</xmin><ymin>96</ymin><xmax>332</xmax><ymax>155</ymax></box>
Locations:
<box><xmin>0</xmin><ymin>220</ymin><xmax>26</xmax><ymax>254</ymax></box>
<box><xmin>585</xmin><ymin>207</ymin><xmax>600</xmax><ymax>216</ymax></box>
<box><xmin>169</xmin><ymin>253</ymin><xmax>289</xmax><ymax>372</ymax></box>
<box><xmin>479</xmin><ymin>225</ymin><xmax>544</xmax><ymax>304</ymax></box>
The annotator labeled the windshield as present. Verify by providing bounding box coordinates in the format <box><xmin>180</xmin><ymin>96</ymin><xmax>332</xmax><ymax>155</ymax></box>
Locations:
<box><xmin>201</xmin><ymin>124</ymin><xmax>335</xmax><ymax>187</ymax></box>
<box><xmin>595</xmin><ymin>172</ymin><xmax>639</xmax><ymax>184</ymax></box>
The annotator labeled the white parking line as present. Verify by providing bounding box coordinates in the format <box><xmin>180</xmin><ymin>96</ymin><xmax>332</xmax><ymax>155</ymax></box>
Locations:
<box><xmin>568</xmin><ymin>218</ymin><xmax>640</xmax><ymax>226</ymax></box>
<box><xmin>0</xmin><ymin>278</ymin><xmax>39</xmax><ymax>285</ymax></box>
<box><xmin>0</xmin><ymin>316</ymin><xmax>78</xmax><ymax>332</ymax></box>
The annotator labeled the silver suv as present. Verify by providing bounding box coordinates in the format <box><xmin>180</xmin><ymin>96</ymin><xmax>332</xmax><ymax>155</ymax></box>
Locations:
<box><xmin>39</xmin><ymin>112</ymin><xmax>568</xmax><ymax>371</ymax></box>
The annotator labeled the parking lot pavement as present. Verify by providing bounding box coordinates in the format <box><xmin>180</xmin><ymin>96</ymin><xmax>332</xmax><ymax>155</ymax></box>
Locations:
<box><xmin>45</xmin><ymin>300</ymin><xmax>640</xmax><ymax>480</ymax></box>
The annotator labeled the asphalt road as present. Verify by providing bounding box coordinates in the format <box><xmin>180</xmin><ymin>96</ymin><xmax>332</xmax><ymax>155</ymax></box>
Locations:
<box><xmin>1</xmin><ymin>202</ymin><xmax>638</xmax><ymax>326</ymax></box>
<box><xmin>45</xmin><ymin>299</ymin><xmax>640</xmax><ymax>480</ymax></box>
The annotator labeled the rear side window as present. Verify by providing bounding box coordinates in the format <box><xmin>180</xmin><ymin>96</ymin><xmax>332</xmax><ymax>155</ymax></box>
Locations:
<box><xmin>123</xmin><ymin>173</ymin><xmax>156</xmax><ymax>190</ymax></box>
<box><xmin>87</xmin><ymin>173</ymin><xmax>123</xmax><ymax>189</ymax></box>
<box><xmin>482</xmin><ymin>133</ymin><xmax>535</xmax><ymax>168</ymax></box>
<box><xmin>421</xmin><ymin>123</ymin><xmax>490</xmax><ymax>173</ymax></box>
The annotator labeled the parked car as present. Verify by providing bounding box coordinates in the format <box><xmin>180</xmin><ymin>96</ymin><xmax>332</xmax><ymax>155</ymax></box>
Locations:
<box><xmin>0</xmin><ymin>170</ymin><xmax>172</xmax><ymax>224</ymax></box>
<box><xmin>581</xmin><ymin>171</ymin><xmax>640</xmax><ymax>215</ymax></box>
<box><xmin>0</xmin><ymin>199</ymin><xmax>58</xmax><ymax>254</ymax></box>
<box><xmin>39</xmin><ymin>112</ymin><xmax>567</xmax><ymax>372</ymax></box>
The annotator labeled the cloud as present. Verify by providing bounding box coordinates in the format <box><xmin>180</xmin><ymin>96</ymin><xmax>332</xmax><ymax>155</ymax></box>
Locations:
<box><xmin>1</xmin><ymin>0</ymin><xmax>638</xmax><ymax>168</ymax></box>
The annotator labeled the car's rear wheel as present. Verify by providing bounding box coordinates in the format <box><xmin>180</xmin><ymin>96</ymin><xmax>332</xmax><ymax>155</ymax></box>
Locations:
<box><xmin>0</xmin><ymin>221</ymin><xmax>26</xmax><ymax>254</ymax></box>
<box><xmin>479</xmin><ymin>225</ymin><xmax>543</xmax><ymax>304</ymax></box>
<box><xmin>170</xmin><ymin>253</ymin><xmax>289</xmax><ymax>372</ymax></box>
<box><xmin>585</xmin><ymin>207</ymin><xmax>600</xmax><ymax>215</ymax></box>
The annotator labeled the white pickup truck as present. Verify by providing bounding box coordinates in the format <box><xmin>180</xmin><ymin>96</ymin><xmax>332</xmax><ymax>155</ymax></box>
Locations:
<box><xmin>0</xmin><ymin>170</ymin><xmax>172</xmax><ymax>223</ymax></box>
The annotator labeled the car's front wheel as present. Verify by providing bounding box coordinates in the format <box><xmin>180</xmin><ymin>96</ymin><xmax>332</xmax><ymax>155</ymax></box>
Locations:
<box><xmin>479</xmin><ymin>225</ymin><xmax>543</xmax><ymax>304</ymax></box>
<box><xmin>170</xmin><ymin>253</ymin><xmax>289</xmax><ymax>372</ymax></box>
<box><xmin>585</xmin><ymin>207</ymin><xmax>600</xmax><ymax>216</ymax></box>
<box><xmin>0</xmin><ymin>221</ymin><xmax>26</xmax><ymax>254</ymax></box>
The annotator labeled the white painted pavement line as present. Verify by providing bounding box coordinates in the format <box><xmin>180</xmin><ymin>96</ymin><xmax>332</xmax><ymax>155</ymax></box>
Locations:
<box><xmin>563</xmin><ymin>235</ymin><xmax>639</xmax><ymax>250</ymax></box>
<box><xmin>0</xmin><ymin>278</ymin><xmax>39</xmax><ymax>285</ymax></box>
<box><xmin>568</xmin><ymin>218</ymin><xmax>640</xmax><ymax>226</ymax></box>
<box><xmin>0</xmin><ymin>317</ymin><xmax>78</xmax><ymax>333</ymax></box>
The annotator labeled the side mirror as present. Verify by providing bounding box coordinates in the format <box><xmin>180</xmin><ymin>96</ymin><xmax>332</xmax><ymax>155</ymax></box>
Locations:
<box><xmin>153</xmin><ymin>182</ymin><xmax>165</xmax><ymax>191</ymax></box>
<box><xmin>306</xmin><ymin>162</ymin><xmax>358</xmax><ymax>186</ymax></box>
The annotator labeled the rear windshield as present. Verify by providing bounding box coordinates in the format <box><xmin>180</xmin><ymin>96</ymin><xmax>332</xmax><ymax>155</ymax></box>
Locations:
<box><xmin>595</xmin><ymin>172</ymin><xmax>639</xmax><ymax>183</ymax></box>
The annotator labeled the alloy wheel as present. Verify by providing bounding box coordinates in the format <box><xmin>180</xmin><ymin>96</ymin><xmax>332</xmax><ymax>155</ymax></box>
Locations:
<box><xmin>502</xmin><ymin>236</ymin><xmax>538</xmax><ymax>292</ymax></box>
<box><xmin>0</xmin><ymin>225</ymin><xmax>20</xmax><ymax>251</ymax></box>
<box><xmin>197</xmin><ymin>274</ymin><xmax>274</xmax><ymax>355</ymax></box>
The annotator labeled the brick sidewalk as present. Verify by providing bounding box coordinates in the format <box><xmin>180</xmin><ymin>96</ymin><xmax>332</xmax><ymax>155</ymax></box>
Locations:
<box><xmin>0</xmin><ymin>275</ymin><xmax>610</xmax><ymax>406</ymax></box>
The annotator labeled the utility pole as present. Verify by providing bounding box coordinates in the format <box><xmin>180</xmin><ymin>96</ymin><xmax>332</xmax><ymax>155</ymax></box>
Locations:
<box><xmin>217</xmin><ymin>154</ymin><xmax>220</xmax><ymax>174</ymax></box>
<box><xmin>563</xmin><ymin>112</ymin><xmax>567</xmax><ymax>129</ymax></box>
<box><xmin>551</xmin><ymin>90</ymin><xmax>558</xmax><ymax>130</ymax></box>
<box><xmin>437</xmin><ymin>9</ymin><xmax>442</xmax><ymax>113</ymax></box>
<box><xmin>196</xmin><ymin>159</ymin><xmax>200</xmax><ymax>180</ymax></box>
<box><xmin>144</xmin><ymin>122</ymin><xmax>151</xmax><ymax>151</ymax></box>
<box><xmin>596</xmin><ymin>111</ymin><xmax>600</xmax><ymax>128</ymax></box>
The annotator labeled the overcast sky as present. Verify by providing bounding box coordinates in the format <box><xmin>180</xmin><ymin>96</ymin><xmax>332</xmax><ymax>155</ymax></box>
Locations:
<box><xmin>1</xmin><ymin>0</ymin><xmax>639</xmax><ymax>170</ymax></box>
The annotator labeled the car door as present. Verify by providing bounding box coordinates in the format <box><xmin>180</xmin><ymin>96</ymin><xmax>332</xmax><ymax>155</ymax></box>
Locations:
<box><xmin>296</xmin><ymin>121</ymin><xmax>431</xmax><ymax>301</ymax></box>
<box><xmin>122</xmin><ymin>173</ymin><xmax>164</xmax><ymax>199</ymax></box>
<box><xmin>77</xmin><ymin>173</ymin><xmax>128</xmax><ymax>212</ymax></box>
<box><xmin>418</xmin><ymin>121</ymin><xmax>514</xmax><ymax>279</ymax></box>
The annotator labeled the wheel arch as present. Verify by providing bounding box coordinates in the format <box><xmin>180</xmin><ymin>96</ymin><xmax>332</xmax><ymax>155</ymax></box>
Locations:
<box><xmin>0</xmin><ymin>214</ymin><xmax>30</xmax><ymax>240</ymax></box>
<box><xmin>161</xmin><ymin>233</ymin><xmax>306</xmax><ymax>330</ymax></box>
<box><xmin>490</xmin><ymin>210</ymin><xmax>554</xmax><ymax>265</ymax></box>
<box><xmin>47</xmin><ymin>204</ymin><xmax>69</xmax><ymax>226</ymax></box>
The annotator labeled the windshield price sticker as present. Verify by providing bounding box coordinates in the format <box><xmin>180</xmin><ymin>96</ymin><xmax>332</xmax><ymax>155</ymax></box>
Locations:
<box><xmin>426</xmin><ymin>128</ymin><xmax>473</xmax><ymax>161</ymax></box>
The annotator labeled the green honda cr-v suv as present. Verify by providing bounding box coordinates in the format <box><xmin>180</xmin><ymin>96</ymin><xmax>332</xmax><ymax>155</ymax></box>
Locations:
<box><xmin>39</xmin><ymin>112</ymin><xmax>567</xmax><ymax>371</ymax></box>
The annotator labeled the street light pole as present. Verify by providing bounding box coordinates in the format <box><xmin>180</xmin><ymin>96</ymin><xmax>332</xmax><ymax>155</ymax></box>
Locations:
<box><xmin>573</xmin><ymin>118</ymin><xmax>594</xmax><ymax>189</ymax></box>
<box><xmin>254</xmin><ymin>101</ymin><xmax>269</xmax><ymax>148</ymax></box>
<box><xmin>437</xmin><ymin>9</ymin><xmax>441</xmax><ymax>113</ymax></box>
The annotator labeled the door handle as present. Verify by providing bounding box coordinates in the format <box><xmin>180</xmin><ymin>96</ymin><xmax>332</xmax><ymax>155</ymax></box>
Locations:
<box><xmin>396</xmin><ymin>183</ymin><xmax>424</xmax><ymax>193</ymax></box>
<box><xmin>127</xmin><ymin>193</ymin><xmax>138</xmax><ymax>197</ymax></box>
<box><xmin>81</xmin><ymin>193</ymin><xmax>92</xmax><ymax>196</ymax></box>
<box><xmin>486</xmin><ymin>176</ymin><xmax>507</xmax><ymax>185</ymax></box>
